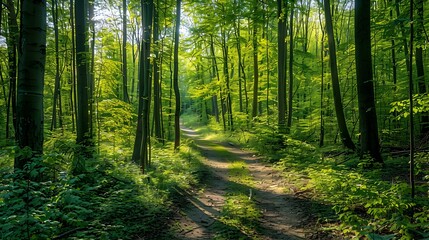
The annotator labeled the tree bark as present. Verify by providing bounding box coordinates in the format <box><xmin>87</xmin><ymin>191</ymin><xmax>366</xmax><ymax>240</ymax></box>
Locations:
<box><xmin>15</xmin><ymin>0</ymin><xmax>46</xmax><ymax>173</ymax></box>
<box><xmin>75</xmin><ymin>0</ymin><xmax>90</xmax><ymax>146</ymax></box>
<box><xmin>415</xmin><ymin>0</ymin><xmax>428</xmax><ymax>135</ymax></box>
<box><xmin>6</xmin><ymin>0</ymin><xmax>18</xmax><ymax>139</ymax></box>
<box><xmin>287</xmin><ymin>3</ymin><xmax>294</xmax><ymax>133</ymax></box>
<box><xmin>73</xmin><ymin>0</ymin><xmax>91</xmax><ymax>174</ymax></box>
<box><xmin>277</xmin><ymin>0</ymin><xmax>287</xmax><ymax>133</ymax></box>
<box><xmin>153</xmin><ymin>1</ymin><xmax>163</xmax><ymax>142</ymax></box>
<box><xmin>323</xmin><ymin>0</ymin><xmax>355</xmax><ymax>150</ymax></box>
<box><xmin>132</xmin><ymin>0</ymin><xmax>153</xmax><ymax>171</ymax></box>
<box><xmin>122</xmin><ymin>0</ymin><xmax>130</xmax><ymax>103</ymax></box>
<box><xmin>355</xmin><ymin>0</ymin><xmax>382</xmax><ymax>162</ymax></box>
<box><xmin>251</xmin><ymin>0</ymin><xmax>259</xmax><ymax>120</ymax></box>
<box><xmin>173</xmin><ymin>0</ymin><xmax>181</xmax><ymax>150</ymax></box>
<box><xmin>51</xmin><ymin>0</ymin><xmax>61</xmax><ymax>131</ymax></box>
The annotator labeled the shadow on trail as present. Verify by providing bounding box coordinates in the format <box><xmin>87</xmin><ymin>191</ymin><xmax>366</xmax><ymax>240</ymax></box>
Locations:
<box><xmin>175</xmin><ymin>126</ymin><xmax>333</xmax><ymax>240</ymax></box>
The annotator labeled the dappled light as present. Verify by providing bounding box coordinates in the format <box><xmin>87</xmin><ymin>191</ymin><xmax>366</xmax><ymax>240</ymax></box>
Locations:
<box><xmin>1</xmin><ymin>0</ymin><xmax>428</xmax><ymax>239</ymax></box>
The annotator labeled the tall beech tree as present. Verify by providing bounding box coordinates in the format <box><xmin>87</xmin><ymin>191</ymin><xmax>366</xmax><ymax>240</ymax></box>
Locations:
<box><xmin>173</xmin><ymin>0</ymin><xmax>181</xmax><ymax>149</ymax></box>
<box><xmin>355</xmin><ymin>0</ymin><xmax>382</xmax><ymax>162</ymax></box>
<box><xmin>323</xmin><ymin>0</ymin><xmax>355</xmax><ymax>150</ymax></box>
<box><xmin>73</xmin><ymin>0</ymin><xmax>92</xmax><ymax>174</ymax></box>
<box><xmin>132</xmin><ymin>0</ymin><xmax>153</xmax><ymax>170</ymax></box>
<box><xmin>152</xmin><ymin>0</ymin><xmax>163</xmax><ymax>142</ymax></box>
<box><xmin>15</xmin><ymin>0</ymin><xmax>47</xmax><ymax>172</ymax></box>
<box><xmin>287</xmin><ymin>2</ymin><xmax>294</xmax><ymax>133</ymax></box>
<box><xmin>122</xmin><ymin>0</ymin><xmax>130</xmax><ymax>103</ymax></box>
<box><xmin>277</xmin><ymin>0</ymin><xmax>287</xmax><ymax>133</ymax></box>
<box><xmin>51</xmin><ymin>0</ymin><xmax>63</xmax><ymax>131</ymax></box>
<box><xmin>251</xmin><ymin>0</ymin><xmax>259</xmax><ymax>120</ymax></box>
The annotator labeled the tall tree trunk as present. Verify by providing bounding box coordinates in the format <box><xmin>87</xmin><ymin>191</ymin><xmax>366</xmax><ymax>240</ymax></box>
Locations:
<box><xmin>153</xmin><ymin>1</ymin><xmax>163</xmax><ymax>142</ymax></box>
<box><xmin>75</xmin><ymin>0</ymin><xmax>90</xmax><ymax>145</ymax></box>
<box><xmin>408</xmin><ymin>0</ymin><xmax>415</xmax><ymax>199</ymax></box>
<box><xmin>355</xmin><ymin>0</ymin><xmax>382</xmax><ymax>162</ymax></box>
<box><xmin>277</xmin><ymin>0</ymin><xmax>287</xmax><ymax>133</ymax></box>
<box><xmin>70</xmin><ymin>0</ymin><xmax>77</xmax><ymax>133</ymax></box>
<box><xmin>51</xmin><ymin>0</ymin><xmax>61</xmax><ymax>131</ymax></box>
<box><xmin>323</xmin><ymin>0</ymin><xmax>355</xmax><ymax>150</ymax></box>
<box><xmin>122</xmin><ymin>0</ymin><xmax>129</xmax><ymax>103</ymax></box>
<box><xmin>415</xmin><ymin>0</ymin><xmax>428</xmax><ymax>135</ymax></box>
<box><xmin>233</xmin><ymin>0</ymin><xmax>244</xmax><ymax>113</ymax></box>
<box><xmin>287</xmin><ymin>3</ymin><xmax>294</xmax><ymax>133</ymax></box>
<box><xmin>73</xmin><ymin>0</ymin><xmax>91</xmax><ymax>174</ymax></box>
<box><xmin>317</xmin><ymin>2</ymin><xmax>325</xmax><ymax>147</ymax></box>
<box><xmin>132</xmin><ymin>0</ymin><xmax>153</xmax><ymax>171</ymax></box>
<box><xmin>15</xmin><ymin>0</ymin><xmax>46</xmax><ymax>174</ymax></box>
<box><xmin>6</xmin><ymin>0</ymin><xmax>18</xmax><ymax>139</ymax></box>
<box><xmin>395</xmin><ymin>0</ymin><xmax>410</xmax><ymax>73</ymax></box>
<box><xmin>221</xmin><ymin>24</ymin><xmax>233</xmax><ymax>131</ymax></box>
<box><xmin>210</xmin><ymin>35</ymin><xmax>226</xmax><ymax>131</ymax></box>
<box><xmin>88</xmin><ymin>0</ymin><xmax>95</xmax><ymax>138</ymax></box>
<box><xmin>251</xmin><ymin>0</ymin><xmax>259</xmax><ymax>120</ymax></box>
<box><xmin>173</xmin><ymin>0</ymin><xmax>181</xmax><ymax>149</ymax></box>
<box><xmin>389</xmin><ymin>1</ymin><xmax>397</xmax><ymax>87</ymax></box>
<box><xmin>265</xmin><ymin>7</ymin><xmax>270</xmax><ymax>121</ymax></box>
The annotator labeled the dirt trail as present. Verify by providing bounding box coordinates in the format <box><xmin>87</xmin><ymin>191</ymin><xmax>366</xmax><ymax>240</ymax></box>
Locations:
<box><xmin>173</xmin><ymin>127</ymin><xmax>315</xmax><ymax>239</ymax></box>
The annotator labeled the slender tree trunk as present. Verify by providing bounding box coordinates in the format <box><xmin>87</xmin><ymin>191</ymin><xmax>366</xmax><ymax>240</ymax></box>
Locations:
<box><xmin>210</xmin><ymin>35</ymin><xmax>226</xmax><ymax>131</ymax></box>
<box><xmin>389</xmin><ymin>1</ymin><xmax>397</xmax><ymax>87</ymax></box>
<box><xmin>122</xmin><ymin>0</ymin><xmax>129</xmax><ymax>103</ymax></box>
<box><xmin>51</xmin><ymin>0</ymin><xmax>61</xmax><ymax>131</ymax></box>
<box><xmin>88</xmin><ymin>0</ymin><xmax>95</xmax><ymax>139</ymax></box>
<box><xmin>287</xmin><ymin>3</ymin><xmax>294</xmax><ymax>133</ymax></box>
<box><xmin>265</xmin><ymin>8</ymin><xmax>270</xmax><ymax>120</ymax></box>
<box><xmin>173</xmin><ymin>0</ymin><xmax>181</xmax><ymax>149</ymax></box>
<box><xmin>251</xmin><ymin>0</ymin><xmax>259</xmax><ymax>119</ymax></box>
<box><xmin>168</xmin><ymin>33</ymin><xmax>174</xmax><ymax>140</ymax></box>
<box><xmin>153</xmin><ymin>1</ymin><xmax>163</xmax><ymax>142</ymax></box>
<box><xmin>15</xmin><ymin>0</ymin><xmax>46</xmax><ymax>174</ymax></box>
<box><xmin>395</xmin><ymin>0</ymin><xmax>410</xmax><ymax>73</ymax></box>
<box><xmin>355</xmin><ymin>0</ymin><xmax>382</xmax><ymax>162</ymax></box>
<box><xmin>75</xmin><ymin>0</ymin><xmax>90</xmax><ymax>146</ymax></box>
<box><xmin>6</xmin><ymin>0</ymin><xmax>18</xmax><ymax>138</ymax></box>
<box><xmin>233</xmin><ymin>3</ymin><xmax>244</xmax><ymax>113</ymax></box>
<box><xmin>132</xmin><ymin>0</ymin><xmax>153</xmax><ymax>171</ymax></box>
<box><xmin>415</xmin><ymin>0</ymin><xmax>428</xmax><ymax>135</ymax></box>
<box><xmin>221</xmin><ymin>25</ymin><xmax>233</xmax><ymax>131</ymax></box>
<box><xmin>73</xmin><ymin>0</ymin><xmax>92</xmax><ymax>175</ymax></box>
<box><xmin>409</xmin><ymin>0</ymin><xmax>415</xmax><ymax>199</ymax></box>
<box><xmin>323</xmin><ymin>0</ymin><xmax>355</xmax><ymax>150</ymax></box>
<box><xmin>277</xmin><ymin>0</ymin><xmax>287</xmax><ymax>133</ymax></box>
<box><xmin>318</xmin><ymin>1</ymin><xmax>325</xmax><ymax>147</ymax></box>
<box><xmin>70</xmin><ymin>0</ymin><xmax>77</xmax><ymax>133</ymax></box>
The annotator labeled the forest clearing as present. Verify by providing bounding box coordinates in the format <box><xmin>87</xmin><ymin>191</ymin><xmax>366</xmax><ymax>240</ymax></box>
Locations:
<box><xmin>1</xmin><ymin>0</ymin><xmax>429</xmax><ymax>239</ymax></box>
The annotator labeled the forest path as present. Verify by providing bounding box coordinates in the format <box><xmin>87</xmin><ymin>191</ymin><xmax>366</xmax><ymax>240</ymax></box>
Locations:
<box><xmin>172</xmin><ymin>126</ymin><xmax>314</xmax><ymax>240</ymax></box>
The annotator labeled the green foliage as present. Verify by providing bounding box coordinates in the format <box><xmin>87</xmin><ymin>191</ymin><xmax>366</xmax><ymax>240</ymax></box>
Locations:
<box><xmin>390</xmin><ymin>94</ymin><xmax>429</xmax><ymax>120</ymax></box>
<box><xmin>307</xmin><ymin>167</ymin><xmax>417</xmax><ymax>238</ymax></box>
<box><xmin>243</xmin><ymin>131</ymin><xmax>429</xmax><ymax>239</ymax></box>
<box><xmin>1</xmin><ymin>137</ymin><xmax>203</xmax><ymax>239</ymax></box>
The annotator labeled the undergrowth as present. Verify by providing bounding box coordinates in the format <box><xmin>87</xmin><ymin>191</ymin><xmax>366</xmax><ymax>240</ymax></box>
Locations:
<box><xmin>215</xmin><ymin>161</ymin><xmax>260</xmax><ymax>240</ymax></box>
<box><xmin>183</xmin><ymin>113</ymin><xmax>429</xmax><ymax>240</ymax></box>
<box><xmin>250</xmin><ymin>127</ymin><xmax>429</xmax><ymax>239</ymax></box>
<box><xmin>0</xmin><ymin>132</ymin><xmax>202</xmax><ymax>239</ymax></box>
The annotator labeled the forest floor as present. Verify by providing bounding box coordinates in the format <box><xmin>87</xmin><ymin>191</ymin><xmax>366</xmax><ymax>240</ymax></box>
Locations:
<box><xmin>169</xmin><ymin>126</ymin><xmax>321</xmax><ymax>240</ymax></box>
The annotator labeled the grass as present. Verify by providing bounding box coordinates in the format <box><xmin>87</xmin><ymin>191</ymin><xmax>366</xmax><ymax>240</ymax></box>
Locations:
<box><xmin>182</xmin><ymin>113</ymin><xmax>429</xmax><ymax>239</ymax></box>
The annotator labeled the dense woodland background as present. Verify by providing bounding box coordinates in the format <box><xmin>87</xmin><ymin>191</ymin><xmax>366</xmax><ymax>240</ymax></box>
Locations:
<box><xmin>0</xmin><ymin>0</ymin><xmax>429</xmax><ymax>239</ymax></box>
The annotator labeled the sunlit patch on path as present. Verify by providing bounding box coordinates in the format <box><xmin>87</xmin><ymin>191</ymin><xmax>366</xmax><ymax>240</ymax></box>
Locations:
<box><xmin>172</xmin><ymin>126</ymin><xmax>317</xmax><ymax>239</ymax></box>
